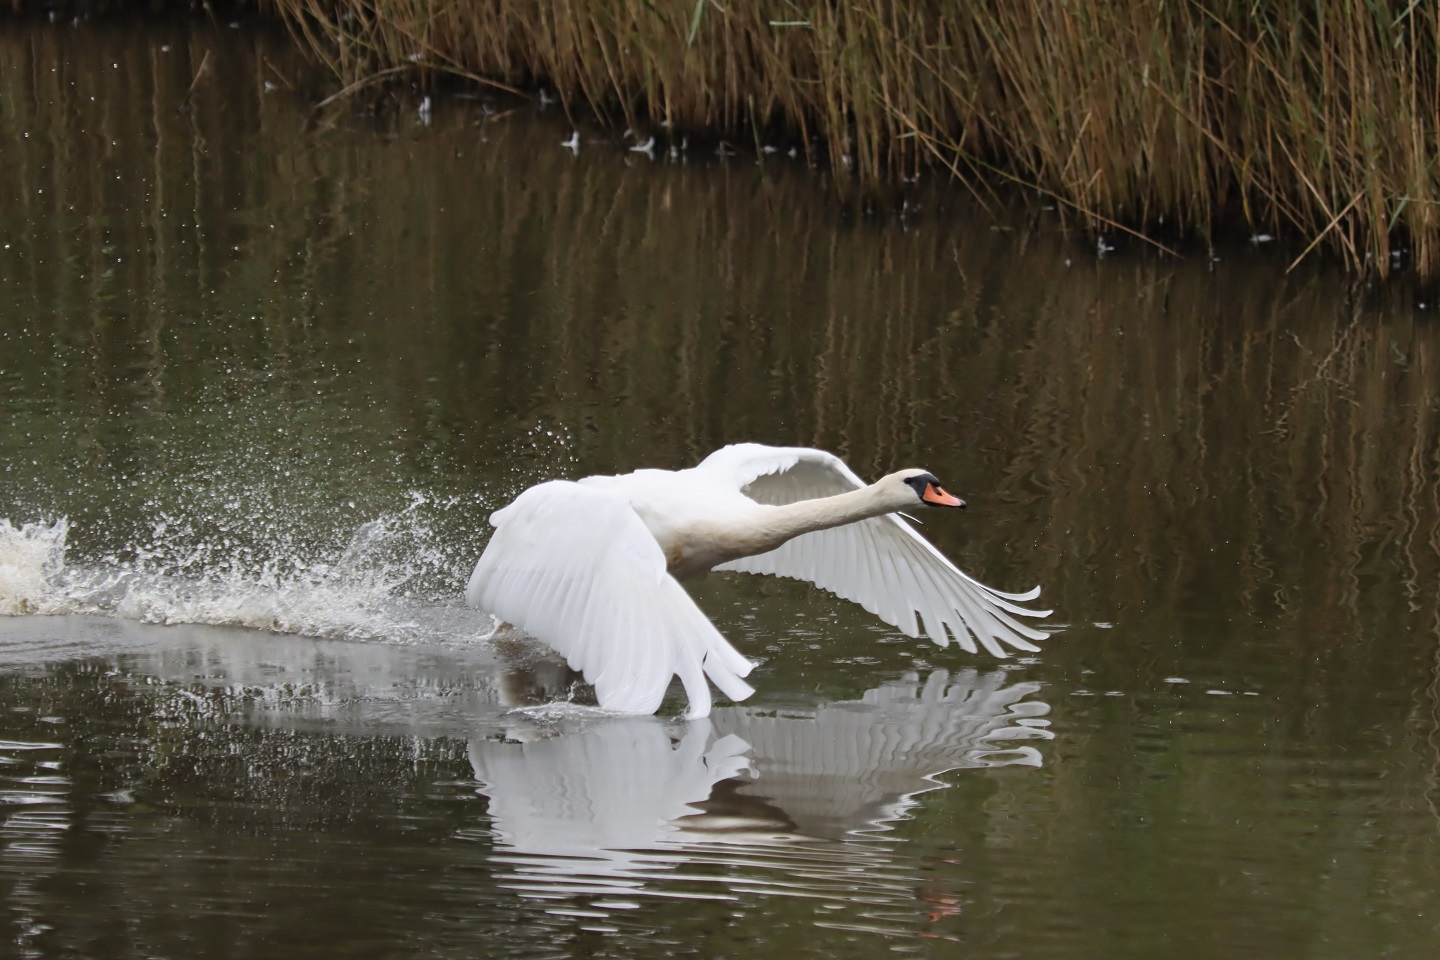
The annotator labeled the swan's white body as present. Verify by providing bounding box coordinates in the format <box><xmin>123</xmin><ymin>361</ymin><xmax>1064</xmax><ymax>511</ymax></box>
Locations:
<box><xmin>466</xmin><ymin>444</ymin><xmax>1050</xmax><ymax>718</ymax></box>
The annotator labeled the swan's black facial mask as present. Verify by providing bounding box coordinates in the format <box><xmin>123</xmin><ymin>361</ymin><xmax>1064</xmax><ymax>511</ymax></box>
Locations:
<box><xmin>903</xmin><ymin>474</ymin><xmax>966</xmax><ymax>508</ymax></box>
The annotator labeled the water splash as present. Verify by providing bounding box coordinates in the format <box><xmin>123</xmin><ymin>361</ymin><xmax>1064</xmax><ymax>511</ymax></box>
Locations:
<box><xmin>0</xmin><ymin>402</ymin><xmax>587</xmax><ymax>653</ymax></box>
<box><xmin>0</xmin><ymin>519</ymin><xmax>68</xmax><ymax>616</ymax></box>
<box><xmin>0</xmin><ymin>503</ymin><xmax>497</xmax><ymax>647</ymax></box>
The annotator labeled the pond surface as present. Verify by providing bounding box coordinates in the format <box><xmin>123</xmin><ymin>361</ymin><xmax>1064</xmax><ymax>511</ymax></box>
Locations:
<box><xmin>3</xmin><ymin>17</ymin><xmax>1440</xmax><ymax>960</ymax></box>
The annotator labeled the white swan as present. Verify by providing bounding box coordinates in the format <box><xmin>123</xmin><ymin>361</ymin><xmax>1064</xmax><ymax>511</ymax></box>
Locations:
<box><xmin>465</xmin><ymin>443</ymin><xmax>1050</xmax><ymax>718</ymax></box>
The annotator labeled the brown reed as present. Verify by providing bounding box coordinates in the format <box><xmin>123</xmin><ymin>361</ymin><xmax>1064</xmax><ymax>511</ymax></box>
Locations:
<box><xmin>242</xmin><ymin>0</ymin><xmax>1438</xmax><ymax>281</ymax></box>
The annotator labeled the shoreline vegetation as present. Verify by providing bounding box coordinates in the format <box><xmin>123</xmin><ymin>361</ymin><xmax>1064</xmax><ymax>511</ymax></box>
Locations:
<box><xmin>11</xmin><ymin>1</ymin><xmax>1440</xmax><ymax>281</ymax></box>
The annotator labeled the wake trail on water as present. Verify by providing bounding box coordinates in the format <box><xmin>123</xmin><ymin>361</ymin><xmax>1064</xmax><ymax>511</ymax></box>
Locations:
<box><xmin>0</xmin><ymin>504</ymin><xmax>499</xmax><ymax>648</ymax></box>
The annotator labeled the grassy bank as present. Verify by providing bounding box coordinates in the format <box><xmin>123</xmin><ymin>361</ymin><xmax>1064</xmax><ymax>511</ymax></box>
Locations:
<box><xmin>261</xmin><ymin>0</ymin><xmax>1440</xmax><ymax>280</ymax></box>
<box><xmin>15</xmin><ymin>1</ymin><xmax>1436</xmax><ymax>279</ymax></box>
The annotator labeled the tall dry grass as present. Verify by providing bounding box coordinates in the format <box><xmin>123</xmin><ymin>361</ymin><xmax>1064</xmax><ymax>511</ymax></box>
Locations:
<box><xmin>256</xmin><ymin>0</ymin><xmax>1440</xmax><ymax>279</ymax></box>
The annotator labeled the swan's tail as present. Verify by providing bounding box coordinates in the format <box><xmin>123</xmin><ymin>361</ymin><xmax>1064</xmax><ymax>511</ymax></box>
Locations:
<box><xmin>667</xmin><ymin>599</ymin><xmax>755</xmax><ymax>720</ymax></box>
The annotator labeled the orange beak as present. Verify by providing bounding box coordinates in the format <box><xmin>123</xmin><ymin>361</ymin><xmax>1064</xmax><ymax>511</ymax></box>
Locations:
<box><xmin>922</xmin><ymin>483</ymin><xmax>965</xmax><ymax>507</ymax></box>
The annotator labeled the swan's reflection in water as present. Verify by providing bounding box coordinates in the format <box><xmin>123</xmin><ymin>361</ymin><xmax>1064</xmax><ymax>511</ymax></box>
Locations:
<box><xmin>465</xmin><ymin>670</ymin><xmax>1051</xmax><ymax>935</ymax></box>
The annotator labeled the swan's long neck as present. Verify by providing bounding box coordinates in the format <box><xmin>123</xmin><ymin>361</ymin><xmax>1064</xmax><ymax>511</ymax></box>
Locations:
<box><xmin>660</xmin><ymin>480</ymin><xmax>907</xmax><ymax>579</ymax></box>
<box><xmin>753</xmin><ymin>484</ymin><xmax>897</xmax><ymax>552</ymax></box>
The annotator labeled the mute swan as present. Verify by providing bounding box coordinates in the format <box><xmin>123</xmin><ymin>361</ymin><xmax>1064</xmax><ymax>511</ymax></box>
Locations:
<box><xmin>466</xmin><ymin>443</ymin><xmax>1050</xmax><ymax>719</ymax></box>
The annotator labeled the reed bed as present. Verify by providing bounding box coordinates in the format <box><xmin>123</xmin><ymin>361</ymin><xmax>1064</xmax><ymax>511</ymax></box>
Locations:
<box><xmin>241</xmin><ymin>0</ymin><xmax>1439</xmax><ymax>280</ymax></box>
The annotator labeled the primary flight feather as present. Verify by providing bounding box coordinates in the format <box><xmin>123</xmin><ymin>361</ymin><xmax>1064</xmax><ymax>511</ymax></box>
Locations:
<box><xmin>466</xmin><ymin>443</ymin><xmax>1050</xmax><ymax>718</ymax></box>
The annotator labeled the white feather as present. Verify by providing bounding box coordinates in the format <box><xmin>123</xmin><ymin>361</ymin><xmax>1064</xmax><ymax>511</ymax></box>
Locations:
<box><xmin>466</xmin><ymin>481</ymin><xmax>755</xmax><ymax>718</ymax></box>
<box><xmin>710</xmin><ymin>447</ymin><xmax>1049</xmax><ymax>657</ymax></box>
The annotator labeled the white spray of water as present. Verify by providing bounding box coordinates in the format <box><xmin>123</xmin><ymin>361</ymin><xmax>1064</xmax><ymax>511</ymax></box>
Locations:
<box><xmin>0</xmin><ymin>420</ymin><xmax>582</xmax><ymax>658</ymax></box>
<box><xmin>0</xmin><ymin>501</ymin><xmax>498</xmax><ymax>647</ymax></box>
<box><xmin>0</xmin><ymin>518</ymin><xmax>69</xmax><ymax>615</ymax></box>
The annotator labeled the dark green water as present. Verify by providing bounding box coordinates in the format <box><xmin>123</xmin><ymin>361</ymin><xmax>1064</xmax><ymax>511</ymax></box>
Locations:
<box><xmin>2</xmin><ymin>17</ymin><xmax>1439</xmax><ymax>960</ymax></box>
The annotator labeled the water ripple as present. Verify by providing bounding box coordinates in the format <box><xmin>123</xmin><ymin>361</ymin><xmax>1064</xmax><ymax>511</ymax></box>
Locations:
<box><xmin>0</xmin><ymin>738</ymin><xmax>68</xmax><ymax>867</ymax></box>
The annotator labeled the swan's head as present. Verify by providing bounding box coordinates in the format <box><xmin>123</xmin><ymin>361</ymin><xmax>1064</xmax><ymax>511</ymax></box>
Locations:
<box><xmin>892</xmin><ymin>469</ymin><xmax>966</xmax><ymax>509</ymax></box>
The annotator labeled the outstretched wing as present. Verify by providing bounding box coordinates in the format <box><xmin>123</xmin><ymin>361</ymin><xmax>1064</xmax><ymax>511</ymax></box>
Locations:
<box><xmin>466</xmin><ymin>481</ymin><xmax>755</xmax><ymax>719</ymax></box>
<box><xmin>703</xmin><ymin>445</ymin><xmax>1052</xmax><ymax>657</ymax></box>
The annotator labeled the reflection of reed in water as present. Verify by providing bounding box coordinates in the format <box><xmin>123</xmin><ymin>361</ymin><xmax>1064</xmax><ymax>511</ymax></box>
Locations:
<box><xmin>464</xmin><ymin>669</ymin><xmax>1050</xmax><ymax>929</ymax></box>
